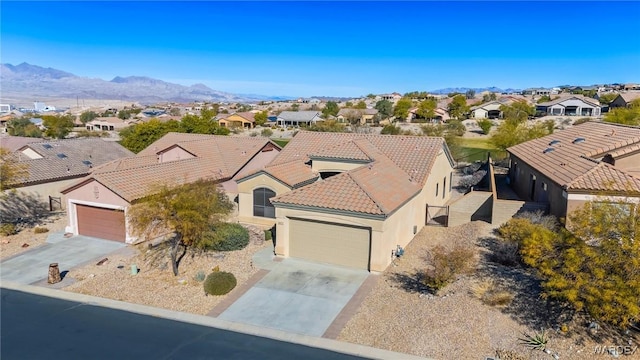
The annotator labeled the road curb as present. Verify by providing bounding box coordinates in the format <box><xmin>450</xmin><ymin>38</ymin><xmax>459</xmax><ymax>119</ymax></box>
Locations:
<box><xmin>0</xmin><ymin>280</ymin><xmax>430</xmax><ymax>360</ymax></box>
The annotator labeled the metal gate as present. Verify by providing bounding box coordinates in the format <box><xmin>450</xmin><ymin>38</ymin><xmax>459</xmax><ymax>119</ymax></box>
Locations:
<box><xmin>426</xmin><ymin>204</ymin><xmax>449</xmax><ymax>227</ymax></box>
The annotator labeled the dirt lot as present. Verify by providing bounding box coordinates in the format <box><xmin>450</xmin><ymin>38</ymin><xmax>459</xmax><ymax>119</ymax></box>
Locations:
<box><xmin>338</xmin><ymin>222</ymin><xmax>639</xmax><ymax>360</ymax></box>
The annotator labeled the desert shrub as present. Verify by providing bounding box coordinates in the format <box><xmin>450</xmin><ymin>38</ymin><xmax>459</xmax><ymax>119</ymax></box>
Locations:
<box><xmin>458</xmin><ymin>170</ymin><xmax>487</xmax><ymax>189</ymax></box>
<box><xmin>497</xmin><ymin>218</ymin><xmax>540</xmax><ymax>243</ymax></box>
<box><xmin>0</xmin><ymin>223</ymin><xmax>17</xmax><ymax>236</ymax></box>
<box><xmin>514</xmin><ymin>210</ymin><xmax>558</xmax><ymax>231</ymax></box>
<box><xmin>203</xmin><ymin>271</ymin><xmax>237</xmax><ymax>295</ymax></box>
<box><xmin>203</xmin><ymin>223</ymin><xmax>249</xmax><ymax>251</ymax></box>
<box><xmin>249</xmin><ymin>131</ymin><xmax>258</xmax><ymax>137</ymax></box>
<box><xmin>33</xmin><ymin>226</ymin><xmax>49</xmax><ymax>234</ymax></box>
<box><xmin>471</xmin><ymin>280</ymin><xmax>513</xmax><ymax>306</ymax></box>
<box><xmin>573</xmin><ymin>117</ymin><xmax>591</xmax><ymax>125</ymax></box>
<box><xmin>446</xmin><ymin>120</ymin><xmax>467</xmax><ymax>136</ymax></box>
<box><xmin>264</xmin><ymin>229</ymin><xmax>272</xmax><ymax>241</ymax></box>
<box><xmin>489</xmin><ymin>240</ymin><xmax>521</xmax><ymax>267</ymax></box>
<box><xmin>380</xmin><ymin>124</ymin><xmax>401</xmax><ymax>135</ymax></box>
<box><xmin>423</xmin><ymin>245</ymin><xmax>475</xmax><ymax>292</ymax></box>
<box><xmin>261</xmin><ymin>128</ymin><xmax>273</xmax><ymax>137</ymax></box>
<box><xmin>462</xmin><ymin>162</ymin><xmax>482</xmax><ymax>175</ymax></box>
<box><xmin>477</xmin><ymin>119</ymin><xmax>493</xmax><ymax>134</ymax></box>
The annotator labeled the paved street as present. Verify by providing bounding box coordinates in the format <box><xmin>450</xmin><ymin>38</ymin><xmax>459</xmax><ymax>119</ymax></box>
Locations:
<box><xmin>0</xmin><ymin>288</ymin><xmax>371</xmax><ymax>360</ymax></box>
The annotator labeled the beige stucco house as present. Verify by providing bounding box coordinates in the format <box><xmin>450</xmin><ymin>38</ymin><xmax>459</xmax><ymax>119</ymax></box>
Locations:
<box><xmin>507</xmin><ymin>121</ymin><xmax>640</xmax><ymax>220</ymax></box>
<box><xmin>60</xmin><ymin>133</ymin><xmax>280</xmax><ymax>242</ymax></box>
<box><xmin>217</xmin><ymin>112</ymin><xmax>256</xmax><ymax>129</ymax></box>
<box><xmin>336</xmin><ymin>108</ymin><xmax>378</xmax><ymax>125</ymax></box>
<box><xmin>236</xmin><ymin>131</ymin><xmax>455</xmax><ymax>272</ymax></box>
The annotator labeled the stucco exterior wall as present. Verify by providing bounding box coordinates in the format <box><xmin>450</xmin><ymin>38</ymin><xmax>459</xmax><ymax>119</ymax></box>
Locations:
<box><xmin>311</xmin><ymin>159</ymin><xmax>364</xmax><ymax>173</ymax></box>
<box><xmin>614</xmin><ymin>152</ymin><xmax>640</xmax><ymax>177</ymax></box>
<box><xmin>237</xmin><ymin>173</ymin><xmax>290</xmax><ymax>227</ymax></box>
<box><xmin>509</xmin><ymin>154</ymin><xmax>567</xmax><ymax>217</ymax></box>
<box><xmin>13</xmin><ymin>178</ymin><xmax>83</xmax><ymax>206</ymax></box>
<box><xmin>422</xmin><ymin>149</ymin><xmax>454</xmax><ymax>207</ymax></box>
<box><xmin>158</xmin><ymin>147</ymin><xmax>194</xmax><ymax>162</ymax></box>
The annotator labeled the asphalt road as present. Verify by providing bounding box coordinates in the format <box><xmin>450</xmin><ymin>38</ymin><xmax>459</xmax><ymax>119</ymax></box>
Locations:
<box><xmin>1</xmin><ymin>289</ymin><xmax>370</xmax><ymax>360</ymax></box>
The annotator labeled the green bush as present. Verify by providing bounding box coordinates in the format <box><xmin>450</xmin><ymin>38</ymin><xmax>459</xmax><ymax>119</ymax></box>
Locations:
<box><xmin>203</xmin><ymin>223</ymin><xmax>250</xmax><ymax>251</ymax></box>
<box><xmin>34</xmin><ymin>226</ymin><xmax>49</xmax><ymax>234</ymax></box>
<box><xmin>261</xmin><ymin>128</ymin><xmax>273</xmax><ymax>137</ymax></box>
<box><xmin>203</xmin><ymin>271</ymin><xmax>237</xmax><ymax>296</ymax></box>
<box><xmin>0</xmin><ymin>223</ymin><xmax>16</xmax><ymax>236</ymax></box>
<box><xmin>497</xmin><ymin>218</ymin><xmax>539</xmax><ymax>243</ymax></box>
<box><xmin>264</xmin><ymin>229</ymin><xmax>272</xmax><ymax>241</ymax></box>
<box><xmin>476</xmin><ymin>119</ymin><xmax>493</xmax><ymax>134</ymax></box>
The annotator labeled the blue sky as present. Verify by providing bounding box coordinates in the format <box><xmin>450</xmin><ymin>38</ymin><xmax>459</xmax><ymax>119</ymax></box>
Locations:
<box><xmin>2</xmin><ymin>1</ymin><xmax>639</xmax><ymax>97</ymax></box>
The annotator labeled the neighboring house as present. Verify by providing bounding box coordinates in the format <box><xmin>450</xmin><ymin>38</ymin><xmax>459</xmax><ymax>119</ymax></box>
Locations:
<box><xmin>0</xmin><ymin>104</ymin><xmax>10</xmax><ymax>113</ymax></box>
<box><xmin>0</xmin><ymin>135</ymin><xmax>41</xmax><ymax>151</ymax></box>
<box><xmin>535</xmin><ymin>96</ymin><xmax>601</xmax><ymax>117</ymax></box>
<box><xmin>236</xmin><ymin>131</ymin><xmax>455</xmax><ymax>272</ymax></box>
<box><xmin>609</xmin><ymin>92</ymin><xmax>640</xmax><ymax>108</ymax></box>
<box><xmin>380</xmin><ymin>93</ymin><xmax>403</xmax><ymax>102</ymax></box>
<box><xmin>336</xmin><ymin>108</ymin><xmax>378</xmax><ymax>125</ymax></box>
<box><xmin>217</xmin><ymin>112</ymin><xmax>256</xmax><ymax>129</ymax></box>
<box><xmin>470</xmin><ymin>97</ymin><xmax>528</xmax><ymax>119</ymax></box>
<box><xmin>507</xmin><ymin>121</ymin><xmax>640</xmax><ymax>220</ymax></box>
<box><xmin>276</xmin><ymin>111</ymin><xmax>323</xmax><ymax>127</ymax></box>
<box><xmin>86</xmin><ymin>117</ymin><xmax>128</xmax><ymax>132</ymax></box>
<box><xmin>60</xmin><ymin>133</ymin><xmax>280</xmax><ymax>242</ymax></box>
<box><xmin>4</xmin><ymin>138</ymin><xmax>134</xmax><ymax>204</ymax></box>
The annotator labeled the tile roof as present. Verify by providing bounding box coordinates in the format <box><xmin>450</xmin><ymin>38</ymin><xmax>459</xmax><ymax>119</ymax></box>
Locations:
<box><xmin>10</xmin><ymin>138</ymin><xmax>134</xmax><ymax>186</ymax></box>
<box><xmin>259</xmin><ymin>131</ymin><xmax>448</xmax><ymax>217</ymax></box>
<box><xmin>217</xmin><ymin>112</ymin><xmax>256</xmax><ymax>122</ymax></box>
<box><xmin>0</xmin><ymin>136</ymin><xmax>41</xmax><ymax>151</ymax></box>
<box><xmin>567</xmin><ymin>163</ymin><xmax>640</xmax><ymax>194</ymax></box>
<box><xmin>619</xmin><ymin>92</ymin><xmax>640</xmax><ymax>103</ymax></box>
<box><xmin>508</xmin><ymin>122</ymin><xmax>640</xmax><ymax>193</ymax></box>
<box><xmin>63</xmin><ymin>134</ymin><xmax>273</xmax><ymax>202</ymax></box>
<box><xmin>277</xmin><ymin>111</ymin><xmax>322</xmax><ymax>122</ymax></box>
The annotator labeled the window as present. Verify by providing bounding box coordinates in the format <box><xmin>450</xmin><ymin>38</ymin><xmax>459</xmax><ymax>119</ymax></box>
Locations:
<box><xmin>436</xmin><ymin>183</ymin><xmax>439</xmax><ymax>197</ymax></box>
<box><xmin>253</xmin><ymin>188</ymin><xmax>276</xmax><ymax>218</ymax></box>
<box><xmin>443</xmin><ymin>176</ymin><xmax>446</xmax><ymax>199</ymax></box>
<box><xmin>449</xmin><ymin>172</ymin><xmax>453</xmax><ymax>192</ymax></box>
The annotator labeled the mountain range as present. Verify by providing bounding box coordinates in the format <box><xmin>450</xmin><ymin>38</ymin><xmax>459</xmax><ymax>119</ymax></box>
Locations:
<box><xmin>0</xmin><ymin>63</ymin><xmax>288</xmax><ymax>104</ymax></box>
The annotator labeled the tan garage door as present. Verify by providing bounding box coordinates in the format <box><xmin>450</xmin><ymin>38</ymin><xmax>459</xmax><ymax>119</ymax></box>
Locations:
<box><xmin>289</xmin><ymin>219</ymin><xmax>370</xmax><ymax>270</ymax></box>
<box><xmin>76</xmin><ymin>204</ymin><xmax>126</xmax><ymax>242</ymax></box>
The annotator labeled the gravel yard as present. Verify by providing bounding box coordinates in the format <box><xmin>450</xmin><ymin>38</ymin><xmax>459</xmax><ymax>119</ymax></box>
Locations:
<box><xmin>62</xmin><ymin>225</ymin><xmax>271</xmax><ymax>315</ymax></box>
<box><xmin>0</xmin><ymin>212</ymin><xmax>67</xmax><ymax>260</ymax></box>
<box><xmin>338</xmin><ymin>222</ymin><xmax>638</xmax><ymax>360</ymax></box>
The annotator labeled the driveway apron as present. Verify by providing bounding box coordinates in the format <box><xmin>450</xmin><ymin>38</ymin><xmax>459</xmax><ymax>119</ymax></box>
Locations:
<box><xmin>218</xmin><ymin>257</ymin><xmax>369</xmax><ymax>337</ymax></box>
<box><xmin>0</xmin><ymin>234</ymin><xmax>125</xmax><ymax>285</ymax></box>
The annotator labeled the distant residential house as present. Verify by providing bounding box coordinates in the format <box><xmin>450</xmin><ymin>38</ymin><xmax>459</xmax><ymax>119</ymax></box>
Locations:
<box><xmin>4</xmin><ymin>138</ymin><xmax>133</xmax><ymax>204</ymax></box>
<box><xmin>523</xmin><ymin>88</ymin><xmax>555</xmax><ymax>96</ymax></box>
<box><xmin>470</xmin><ymin>97</ymin><xmax>528</xmax><ymax>119</ymax></box>
<box><xmin>380</xmin><ymin>93</ymin><xmax>402</xmax><ymax>102</ymax></box>
<box><xmin>609</xmin><ymin>92</ymin><xmax>640</xmax><ymax>108</ymax></box>
<box><xmin>297</xmin><ymin>98</ymin><xmax>321</xmax><ymax>104</ymax></box>
<box><xmin>86</xmin><ymin>117</ymin><xmax>128</xmax><ymax>131</ymax></box>
<box><xmin>277</xmin><ymin>111</ymin><xmax>323</xmax><ymax>127</ymax></box>
<box><xmin>623</xmin><ymin>83</ymin><xmax>640</xmax><ymax>91</ymax></box>
<box><xmin>535</xmin><ymin>96</ymin><xmax>601</xmax><ymax>117</ymax></box>
<box><xmin>336</xmin><ymin>108</ymin><xmax>378</xmax><ymax>125</ymax></box>
<box><xmin>507</xmin><ymin>122</ymin><xmax>640</xmax><ymax>220</ymax></box>
<box><xmin>217</xmin><ymin>112</ymin><xmax>256</xmax><ymax>129</ymax></box>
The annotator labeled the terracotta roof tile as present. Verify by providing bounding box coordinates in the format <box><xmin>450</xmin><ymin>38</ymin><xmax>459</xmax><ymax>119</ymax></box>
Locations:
<box><xmin>567</xmin><ymin>163</ymin><xmax>640</xmax><ymax>193</ymax></box>
<box><xmin>508</xmin><ymin>122</ymin><xmax>640</xmax><ymax>192</ymax></box>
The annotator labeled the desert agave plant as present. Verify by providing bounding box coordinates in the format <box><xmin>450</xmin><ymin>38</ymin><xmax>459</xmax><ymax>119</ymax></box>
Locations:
<box><xmin>518</xmin><ymin>330</ymin><xmax>548</xmax><ymax>351</ymax></box>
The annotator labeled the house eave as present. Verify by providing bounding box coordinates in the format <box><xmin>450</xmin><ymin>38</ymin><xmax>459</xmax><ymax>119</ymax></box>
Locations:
<box><xmin>272</xmin><ymin>202</ymin><xmax>387</xmax><ymax>221</ymax></box>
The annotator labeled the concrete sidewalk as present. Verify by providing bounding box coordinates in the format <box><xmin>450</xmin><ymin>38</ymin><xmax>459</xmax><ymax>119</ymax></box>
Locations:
<box><xmin>0</xmin><ymin>233</ymin><xmax>125</xmax><ymax>284</ymax></box>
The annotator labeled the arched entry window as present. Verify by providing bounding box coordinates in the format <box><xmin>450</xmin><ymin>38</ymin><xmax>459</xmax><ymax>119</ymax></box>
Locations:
<box><xmin>253</xmin><ymin>188</ymin><xmax>276</xmax><ymax>218</ymax></box>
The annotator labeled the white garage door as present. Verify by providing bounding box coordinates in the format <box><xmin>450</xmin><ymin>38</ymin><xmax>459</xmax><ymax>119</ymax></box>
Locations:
<box><xmin>289</xmin><ymin>219</ymin><xmax>370</xmax><ymax>270</ymax></box>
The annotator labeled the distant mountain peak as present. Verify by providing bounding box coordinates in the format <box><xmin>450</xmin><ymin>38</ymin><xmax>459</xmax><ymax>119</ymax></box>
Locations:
<box><xmin>2</xmin><ymin>62</ymin><xmax>75</xmax><ymax>79</ymax></box>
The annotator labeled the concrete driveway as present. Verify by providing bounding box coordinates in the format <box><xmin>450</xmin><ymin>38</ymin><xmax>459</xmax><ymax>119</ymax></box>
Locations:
<box><xmin>0</xmin><ymin>232</ymin><xmax>125</xmax><ymax>285</ymax></box>
<box><xmin>217</xmin><ymin>256</ymin><xmax>370</xmax><ymax>337</ymax></box>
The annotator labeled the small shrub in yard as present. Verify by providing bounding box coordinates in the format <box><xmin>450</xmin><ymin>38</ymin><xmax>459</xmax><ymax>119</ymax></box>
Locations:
<box><xmin>489</xmin><ymin>241</ymin><xmax>520</xmax><ymax>267</ymax></box>
<box><xmin>203</xmin><ymin>223</ymin><xmax>249</xmax><ymax>251</ymax></box>
<box><xmin>33</xmin><ymin>226</ymin><xmax>49</xmax><ymax>234</ymax></box>
<box><xmin>203</xmin><ymin>271</ymin><xmax>237</xmax><ymax>296</ymax></box>
<box><xmin>471</xmin><ymin>280</ymin><xmax>513</xmax><ymax>307</ymax></box>
<box><xmin>476</xmin><ymin>119</ymin><xmax>493</xmax><ymax>134</ymax></box>
<box><xmin>194</xmin><ymin>270</ymin><xmax>206</xmax><ymax>282</ymax></box>
<box><xmin>423</xmin><ymin>245</ymin><xmax>475</xmax><ymax>292</ymax></box>
<box><xmin>458</xmin><ymin>170</ymin><xmax>487</xmax><ymax>189</ymax></box>
<box><xmin>264</xmin><ymin>229</ymin><xmax>272</xmax><ymax>241</ymax></box>
<box><xmin>261</xmin><ymin>128</ymin><xmax>273</xmax><ymax>137</ymax></box>
<box><xmin>514</xmin><ymin>210</ymin><xmax>558</xmax><ymax>231</ymax></box>
<box><xmin>0</xmin><ymin>223</ymin><xmax>16</xmax><ymax>236</ymax></box>
<box><xmin>497</xmin><ymin>218</ymin><xmax>539</xmax><ymax>243</ymax></box>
